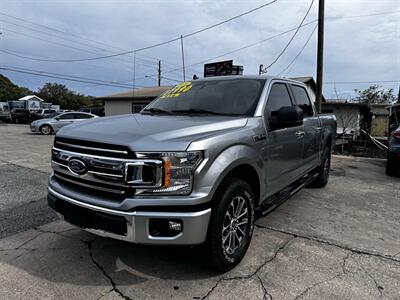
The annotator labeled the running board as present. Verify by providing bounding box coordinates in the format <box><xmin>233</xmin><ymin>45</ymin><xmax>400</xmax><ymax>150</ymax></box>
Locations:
<box><xmin>257</xmin><ymin>172</ymin><xmax>319</xmax><ymax>217</ymax></box>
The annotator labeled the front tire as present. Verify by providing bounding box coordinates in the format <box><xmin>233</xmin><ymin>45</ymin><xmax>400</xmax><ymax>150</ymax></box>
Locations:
<box><xmin>40</xmin><ymin>124</ymin><xmax>53</xmax><ymax>135</ymax></box>
<box><xmin>308</xmin><ymin>147</ymin><xmax>331</xmax><ymax>188</ymax></box>
<box><xmin>206</xmin><ymin>178</ymin><xmax>255</xmax><ymax>273</ymax></box>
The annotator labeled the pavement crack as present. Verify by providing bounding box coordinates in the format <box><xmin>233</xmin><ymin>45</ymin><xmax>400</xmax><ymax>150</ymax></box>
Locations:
<box><xmin>199</xmin><ymin>278</ymin><xmax>223</xmax><ymax>299</ymax></box>
<box><xmin>199</xmin><ymin>237</ymin><xmax>294</xmax><ymax>299</ymax></box>
<box><xmin>15</xmin><ymin>233</ymin><xmax>42</xmax><ymax>250</ymax></box>
<box><xmin>359</xmin><ymin>264</ymin><xmax>384</xmax><ymax>298</ymax></box>
<box><xmin>294</xmin><ymin>273</ymin><xmax>342</xmax><ymax>300</ymax></box>
<box><xmin>257</xmin><ymin>275</ymin><xmax>272</xmax><ymax>300</ymax></box>
<box><xmin>34</xmin><ymin>227</ymin><xmax>88</xmax><ymax>243</ymax></box>
<box><xmin>96</xmin><ymin>288</ymin><xmax>114</xmax><ymax>300</ymax></box>
<box><xmin>255</xmin><ymin>224</ymin><xmax>400</xmax><ymax>264</ymax></box>
<box><xmin>341</xmin><ymin>252</ymin><xmax>352</xmax><ymax>275</ymax></box>
<box><xmin>86</xmin><ymin>240</ymin><xmax>133</xmax><ymax>300</ymax></box>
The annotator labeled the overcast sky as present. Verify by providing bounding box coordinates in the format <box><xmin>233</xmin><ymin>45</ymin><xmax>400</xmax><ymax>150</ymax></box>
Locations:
<box><xmin>1</xmin><ymin>0</ymin><xmax>399</xmax><ymax>99</ymax></box>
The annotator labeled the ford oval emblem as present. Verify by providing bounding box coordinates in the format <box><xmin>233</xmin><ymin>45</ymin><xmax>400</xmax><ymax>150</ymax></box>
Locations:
<box><xmin>68</xmin><ymin>158</ymin><xmax>88</xmax><ymax>175</ymax></box>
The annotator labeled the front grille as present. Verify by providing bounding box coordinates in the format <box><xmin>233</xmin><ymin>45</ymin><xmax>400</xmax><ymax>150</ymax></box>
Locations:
<box><xmin>51</xmin><ymin>138</ymin><xmax>164</xmax><ymax>202</ymax></box>
<box><xmin>54</xmin><ymin>137</ymin><xmax>133</xmax><ymax>159</ymax></box>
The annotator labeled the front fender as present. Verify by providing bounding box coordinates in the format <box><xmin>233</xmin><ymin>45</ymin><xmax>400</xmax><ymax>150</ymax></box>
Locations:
<box><xmin>192</xmin><ymin>144</ymin><xmax>264</xmax><ymax>205</ymax></box>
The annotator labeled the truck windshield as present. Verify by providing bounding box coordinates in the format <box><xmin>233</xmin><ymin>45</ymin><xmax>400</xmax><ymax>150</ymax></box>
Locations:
<box><xmin>144</xmin><ymin>78</ymin><xmax>265</xmax><ymax>116</ymax></box>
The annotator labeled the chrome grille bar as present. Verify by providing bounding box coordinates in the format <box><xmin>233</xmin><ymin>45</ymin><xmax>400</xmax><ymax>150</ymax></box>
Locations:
<box><xmin>55</xmin><ymin>141</ymin><xmax>128</xmax><ymax>155</ymax></box>
<box><xmin>54</xmin><ymin>173</ymin><xmax>126</xmax><ymax>195</ymax></box>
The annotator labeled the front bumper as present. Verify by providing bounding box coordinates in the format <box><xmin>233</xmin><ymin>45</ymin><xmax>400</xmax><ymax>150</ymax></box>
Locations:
<box><xmin>30</xmin><ymin>124</ymin><xmax>38</xmax><ymax>132</ymax></box>
<box><xmin>48</xmin><ymin>187</ymin><xmax>211</xmax><ymax>245</ymax></box>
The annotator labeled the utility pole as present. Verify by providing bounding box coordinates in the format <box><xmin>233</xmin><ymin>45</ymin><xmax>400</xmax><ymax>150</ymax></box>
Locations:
<box><xmin>157</xmin><ymin>60</ymin><xmax>161</xmax><ymax>86</ymax></box>
<box><xmin>180</xmin><ymin>35</ymin><xmax>186</xmax><ymax>82</ymax></box>
<box><xmin>315</xmin><ymin>0</ymin><xmax>325</xmax><ymax>113</ymax></box>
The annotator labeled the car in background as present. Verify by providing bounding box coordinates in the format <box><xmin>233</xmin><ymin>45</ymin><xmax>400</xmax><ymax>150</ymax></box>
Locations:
<box><xmin>30</xmin><ymin>112</ymin><xmax>98</xmax><ymax>135</ymax></box>
<box><xmin>386</xmin><ymin>124</ymin><xmax>400</xmax><ymax>176</ymax></box>
<box><xmin>0</xmin><ymin>103</ymin><xmax>11</xmax><ymax>123</ymax></box>
<box><xmin>31</xmin><ymin>109</ymin><xmax>58</xmax><ymax>121</ymax></box>
<box><xmin>11</xmin><ymin>108</ymin><xmax>31</xmax><ymax>124</ymax></box>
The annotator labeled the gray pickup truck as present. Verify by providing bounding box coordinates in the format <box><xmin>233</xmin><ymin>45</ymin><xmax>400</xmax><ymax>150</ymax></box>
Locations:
<box><xmin>48</xmin><ymin>76</ymin><xmax>336</xmax><ymax>272</ymax></box>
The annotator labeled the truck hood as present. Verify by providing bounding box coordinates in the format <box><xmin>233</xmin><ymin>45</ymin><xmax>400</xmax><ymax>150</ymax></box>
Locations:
<box><xmin>57</xmin><ymin>114</ymin><xmax>248</xmax><ymax>151</ymax></box>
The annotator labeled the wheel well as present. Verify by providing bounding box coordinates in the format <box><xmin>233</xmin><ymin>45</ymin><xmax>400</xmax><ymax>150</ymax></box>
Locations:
<box><xmin>325</xmin><ymin>136</ymin><xmax>332</xmax><ymax>150</ymax></box>
<box><xmin>223</xmin><ymin>164</ymin><xmax>260</xmax><ymax>206</ymax></box>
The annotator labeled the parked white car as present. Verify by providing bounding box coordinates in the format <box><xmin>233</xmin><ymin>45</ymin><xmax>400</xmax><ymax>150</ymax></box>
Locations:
<box><xmin>30</xmin><ymin>112</ymin><xmax>98</xmax><ymax>135</ymax></box>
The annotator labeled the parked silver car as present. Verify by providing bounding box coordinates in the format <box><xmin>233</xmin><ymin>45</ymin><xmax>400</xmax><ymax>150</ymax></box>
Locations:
<box><xmin>30</xmin><ymin>112</ymin><xmax>98</xmax><ymax>135</ymax></box>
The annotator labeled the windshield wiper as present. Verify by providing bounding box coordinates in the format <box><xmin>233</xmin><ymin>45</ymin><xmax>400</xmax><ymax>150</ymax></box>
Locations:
<box><xmin>171</xmin><ymin>109</ymin><xmax>238</xmax><ymax>116</ymax></box>
<box><xmin>142</xmin><ymin>108</ymin><xmax>171</xmax><ymax>114</ymax></box>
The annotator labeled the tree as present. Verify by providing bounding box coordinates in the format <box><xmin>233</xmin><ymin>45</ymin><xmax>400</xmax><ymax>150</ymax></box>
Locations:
<box><xmin>353</xmin><ymin>85</ymin><xmax>396</xmax><ymax>104</ymax></box>
<box><xmin>0</xmin><ymin>74</ymin><xmax>32</xmax><ymax>101</ymax></box>
<box><xmin>37</xmin><ymin>83</ymin><xmax>92</xmax><ymax>110</ymax></box>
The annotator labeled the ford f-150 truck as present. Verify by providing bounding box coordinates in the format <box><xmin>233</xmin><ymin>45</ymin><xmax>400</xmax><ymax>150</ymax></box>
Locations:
<box><xmin>48</xmin><ymin>76</ymin><xmax>336</xmax><ymax>272</ymax></box>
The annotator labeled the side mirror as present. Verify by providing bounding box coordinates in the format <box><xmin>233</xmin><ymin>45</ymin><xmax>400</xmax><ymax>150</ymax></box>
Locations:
<box><xmin>54</xmin><ymin>117</ymin><xmax>60</xmax><ymax>120</ymax></box>
<box><xmin>270</xmin><ymin>106</ymin><xmax>303</xmax><ymax>130</ymax></box>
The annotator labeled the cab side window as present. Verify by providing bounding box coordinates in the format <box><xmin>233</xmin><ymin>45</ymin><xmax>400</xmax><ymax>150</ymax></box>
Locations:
<box><xmin>291</xmin><ymin>85</ymin><xmax>314</xmax><ymax>117</ymax></box>
<box><xmin>265</xmin><ymin>83</ymin><xmax>293</xmax><ymax>128</ymax></box>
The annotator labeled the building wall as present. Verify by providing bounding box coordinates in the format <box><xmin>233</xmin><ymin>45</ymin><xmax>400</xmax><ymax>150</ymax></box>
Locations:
<box><xmin>104</xmin><ymin>98</ymin><xmax>154</xmax><ymax>116</ymax></box>
<box><xmin>104</xmin><ymin>100</ymin><xmax>133</xmax><ymax>116</ymax></box>
<box><xmin>322</xmin><ymin>105</ymin><xmax>360</xmax><ymax>135</ymax></box>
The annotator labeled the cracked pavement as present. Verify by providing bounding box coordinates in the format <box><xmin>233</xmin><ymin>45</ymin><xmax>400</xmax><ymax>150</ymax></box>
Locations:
<box><xmin>0</xmin><ymin>125</ymin><xmax>399</xmax><ymax>299</ymax></box>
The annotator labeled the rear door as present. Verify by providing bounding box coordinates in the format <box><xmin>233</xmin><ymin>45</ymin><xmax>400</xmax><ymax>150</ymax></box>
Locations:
<box><xmin>289</xmin><ymin>84</ymin><xmax>321</xmax><ymax>172</ymax></box>
<box><xmin>263</xmin><ymin>82</ymin><xmax>304</xmax><ymax>196</ymax></box>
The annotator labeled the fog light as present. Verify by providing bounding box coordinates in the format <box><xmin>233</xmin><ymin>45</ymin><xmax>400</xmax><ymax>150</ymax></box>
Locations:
<box><xmin>168</xmin><ymin>220</ymin><xmax>182</xmax><ymax>231</ymax></box>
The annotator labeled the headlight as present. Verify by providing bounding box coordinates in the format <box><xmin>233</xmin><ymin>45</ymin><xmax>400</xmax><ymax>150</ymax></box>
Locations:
<box><xmin>136</xmin><ymin>151</ymin><xmax>203</xmax><ymax>195</ymax></box>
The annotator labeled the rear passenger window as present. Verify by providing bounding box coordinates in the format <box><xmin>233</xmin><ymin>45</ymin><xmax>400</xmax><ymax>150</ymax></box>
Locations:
<box><xmin>291</xmin><ymin>85</ymin><xmax>313</xmax><ymax>117</ymax></box>
<box><xmin>266</xmin><ymin>83</ymin><xmax>293</xmax><ymax>123</ymax></box>
<box><xmin>74</xmin><ymin>113</ymin><xmax>93</xmax><ymax>119</ymax></box>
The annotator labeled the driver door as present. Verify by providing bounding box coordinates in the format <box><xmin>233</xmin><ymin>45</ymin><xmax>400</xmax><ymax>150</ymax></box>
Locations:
<box><xmin>263</xmin><ymin>82</ymin><xmax>304</xmax><ymax>196</ymax></box>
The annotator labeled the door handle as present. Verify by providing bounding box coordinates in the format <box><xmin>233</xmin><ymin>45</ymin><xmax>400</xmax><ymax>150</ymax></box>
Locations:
<box><xmin>295</xmin><ymin>131</ymin><xmax>305</xmax><ymax>139</ymax></box>
<box><xmin>314</xmin><ymin>127</ymin><xmax>322</xmax><ymax>133</ymax></box>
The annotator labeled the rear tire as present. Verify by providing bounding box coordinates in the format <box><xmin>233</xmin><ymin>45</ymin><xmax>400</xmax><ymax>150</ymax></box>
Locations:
<box><xmin>40</xmin><ymin>124</ymin><xmax>53</xmax><ymax>135</ymax></box>
<box><xmin>308</xmin><ymin>147</ymin><xmax>331</xmax><ymax>188</ymax></box>
<box><xmin>206</xmin><ymin>177</ymin><xmax>255</xmax><ymax>273</ymax></box>
<box><xmin>386</xmin><ymin>156</ymin><xmax>398</xmax><ymax>176</ymax></box>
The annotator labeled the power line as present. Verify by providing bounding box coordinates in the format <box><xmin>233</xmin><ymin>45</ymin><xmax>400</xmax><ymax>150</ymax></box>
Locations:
<box><xmin>0</xmin><ymin>11</ymin><xmax>196</xmax><ymax>73</ymax></box>
<box><xmin>161</xmin><ymin>76</ymin><xmax>182</xmax><ymax>83</ymax></box>
<box><xmin>264</xmin><ymin>0</ymin><xmax>315</xmax><ymax>70</ymax></box>
<box><xmin>0</xmin><ymin>11</ymin><xmax>128</xmax><ymax>52</ymax></box>
<box><xmin>277</xmin><ymin>23</ymin><xmax>318</xmax><ymax>76</ymax></box>
<box><xmin>326</xmin><ymin>10</ymin><xmax>400</xmax><ymax>20</ymax></box>
<box><xmin>324</xmin><ymin>80</ymin><xmax>400</xmax><ymax>84</ymax></box>
<box><xmin>160</xmin><ymin>20</ymin><xmax>318</xmax><ymax>76</ymax></box>
<box><xmin>0</xmin><ymin>66</ymin><xmax>145</xmax><ymax>89</ymax></box>
<box><xmin>0</xmin><ymin>0</ymin><xmax>280</xmax><ymax>62</ymax></box>
<box><xmin>161</xmin><ymin>8</ymin><xmax>395</xmax><ymax>77</ymax></box>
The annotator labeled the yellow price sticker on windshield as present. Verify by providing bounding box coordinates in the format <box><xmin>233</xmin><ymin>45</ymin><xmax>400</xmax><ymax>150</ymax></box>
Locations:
<box><xmin>160</xmin><ymin>82</ymin><xmax>192</xmax><ymax>99</ymax></box>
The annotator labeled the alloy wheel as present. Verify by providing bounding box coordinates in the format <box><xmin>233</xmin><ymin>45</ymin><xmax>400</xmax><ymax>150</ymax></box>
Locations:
<box><xmin>221</xmin><ymin>196</ymin><xmax>249</xmax><ymax>256</ymax></box>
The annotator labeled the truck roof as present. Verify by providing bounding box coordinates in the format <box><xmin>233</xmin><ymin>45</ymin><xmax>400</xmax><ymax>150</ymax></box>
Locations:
<box><xmin>194</xmin><ymin>75</ymin><xmax>307</xmax><ymax>86</ymax></box>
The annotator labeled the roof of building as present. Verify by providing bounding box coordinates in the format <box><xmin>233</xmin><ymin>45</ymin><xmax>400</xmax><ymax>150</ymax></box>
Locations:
<box><xmin>19</xmin><ymin>95</ymin><xmax>45</xmax><ymax>101</ymax></box>
<box><xmin>289</xmin><ymin>76</ymin><xmax>326</xmax><ymax>102</ymax></box>
<box><xmin>96</xmin><ymin>86</ymin><xmax>172</xmax><ymax>100</ymax></box>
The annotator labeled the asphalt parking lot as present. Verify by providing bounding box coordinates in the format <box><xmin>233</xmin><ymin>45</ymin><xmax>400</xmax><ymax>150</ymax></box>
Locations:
<box><xmin>0</xmin><ymin>124</ymin><xmax>399</xmax><ymax>299</ymax></box>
